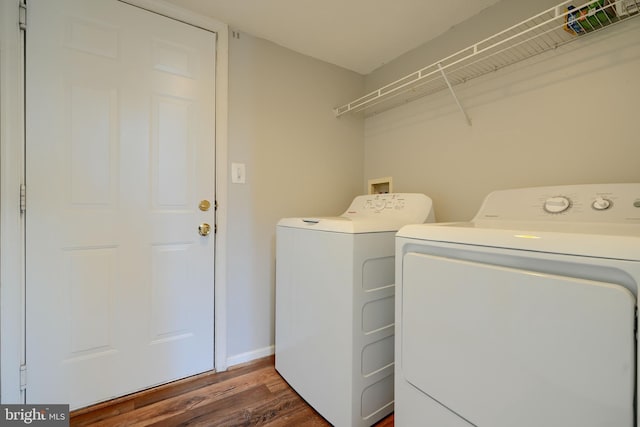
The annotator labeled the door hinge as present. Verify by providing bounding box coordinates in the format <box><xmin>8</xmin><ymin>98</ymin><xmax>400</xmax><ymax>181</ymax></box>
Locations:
<box><xmin>19</xmin><ymin>1</ymin><xmax>26</xmax><ymax>31</ymax></box>
<box><xmin>20</xmin><ymin>364</ymin><xmax>27</xmax><ymax>390</ymax></box>
<box><xmin>20</xmin><ymin>184</ymin><xmax>26</xmax><ymax>214</ymax></box>
<box><xmin>214</xmin><ymin>201</ymin><xmax>218</xmax><ymax>233</ymax></box>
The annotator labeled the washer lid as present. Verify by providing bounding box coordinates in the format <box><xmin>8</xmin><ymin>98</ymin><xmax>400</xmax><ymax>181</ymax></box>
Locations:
<box><xmin>397</xmin><ymin>221</ymin><xmax>640</xmax><ymax>261</ymax></box>
<box><xmin>278</xmin><ymin>193</ymin><xmax>435</xmax><ymax>233</ymax></box>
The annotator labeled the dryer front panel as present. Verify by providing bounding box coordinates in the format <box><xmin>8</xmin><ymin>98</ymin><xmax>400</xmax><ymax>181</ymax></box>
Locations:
<box><xmin>401</xmin><ymin>252</ymin><xmax>635</xmax><ymax>427</ymax></box>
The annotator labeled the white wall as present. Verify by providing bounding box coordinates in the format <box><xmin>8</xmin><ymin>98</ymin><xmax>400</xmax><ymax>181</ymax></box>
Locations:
<box><xmin>226</xmin><ymin>31</ymin><xmax>364</xmax><ymax>363</ymax></box>
<box><xmin>365</xmin><ymin>3</ymin><xmax>640</xmax><ymax>222</ymax></box>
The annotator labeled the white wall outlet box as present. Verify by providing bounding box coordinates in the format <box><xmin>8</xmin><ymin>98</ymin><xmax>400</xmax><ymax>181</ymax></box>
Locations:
<box><xmin>368</xmin><ymin>177</ymin><xmax>393</xmax><ymax>194</ymax></box>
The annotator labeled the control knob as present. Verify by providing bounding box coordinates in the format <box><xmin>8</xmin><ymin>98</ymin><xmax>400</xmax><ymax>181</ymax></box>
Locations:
<box><xmin>592</xmin><ymin>196</ymin><xmax>612</xmax><ymax>211</ymax></box>
<box><xmin>543</xmin><ymin>196</ymin><xmax>571</xmax><ymax>214</ymax></box>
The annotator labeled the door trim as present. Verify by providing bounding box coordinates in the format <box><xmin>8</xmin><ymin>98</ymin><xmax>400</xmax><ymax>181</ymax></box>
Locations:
<box><xmin>0</xmin><ymin>0</ymin><xmax>26</xmax><ymax>404</ymax></box>
<box><xmin>0</xmin><ymin>0</ymin><xmax>229</xmax><ymax>404</ymax></box>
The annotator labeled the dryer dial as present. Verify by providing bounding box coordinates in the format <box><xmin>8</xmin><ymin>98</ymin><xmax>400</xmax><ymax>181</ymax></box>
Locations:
<box><xmin>592</xmin><ymin>196</ymin><xmax>612</xmax><ymax>211</ymax></box>
<box><xmin>544</xmin><ymin>196</ymin><xmax>571</xmax><ymax>214</ymax></box>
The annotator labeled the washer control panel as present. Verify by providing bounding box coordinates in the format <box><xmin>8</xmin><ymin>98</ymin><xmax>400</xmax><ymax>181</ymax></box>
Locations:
<box><xmin>475</xmin><ymin>183</ymin><xmax>640</xmax><ymax>223</ymax></box>
<box><xmin>363</xmin><ymin>195</ymin><xmax>405</xmax><ymax>211</ymax></box>
<box><xmin>343</xmin><ymin>193</ymin><xmax>435</xmax><ymax>224</ymax></box>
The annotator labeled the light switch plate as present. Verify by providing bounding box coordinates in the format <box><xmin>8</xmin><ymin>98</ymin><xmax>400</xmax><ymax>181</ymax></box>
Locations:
<box><xmin>231</xmin><ymin>162</ymin><xmax>246</xmax><ymax>184</ymax></box>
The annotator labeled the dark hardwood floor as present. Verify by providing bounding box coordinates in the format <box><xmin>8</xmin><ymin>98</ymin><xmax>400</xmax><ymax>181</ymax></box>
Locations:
<box><xmin>70</xmin><ymin>356</ymin><xmax>394</xmax><ymax>426</ymax></box>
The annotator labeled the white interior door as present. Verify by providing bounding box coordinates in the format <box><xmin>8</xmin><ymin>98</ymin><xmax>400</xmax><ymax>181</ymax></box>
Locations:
<box><xmin>25</xmin><ymin>0</ymin><xmax>216</xmax><ymax>409</ymax></box>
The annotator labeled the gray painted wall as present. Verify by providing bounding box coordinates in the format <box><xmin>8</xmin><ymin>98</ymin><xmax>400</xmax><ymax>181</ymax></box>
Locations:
<box><xmin>365</xmin><ymin>1</ymin><xmax>640</xmax><ymax>222</ymax></box>
<box><xmin>226</xmin><ymin>31</ymin><xmax>364</xmax><ymax>361</ymax></box>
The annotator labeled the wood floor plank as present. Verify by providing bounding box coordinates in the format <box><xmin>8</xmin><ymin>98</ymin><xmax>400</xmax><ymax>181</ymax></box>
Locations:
<box><xmin>88</xmin><ymin>368</ymin><xmax>278</xmax><ymax>426</ymax></box>
<box><xmin>148</xmin><ymin>384</ymin><xmax>274</xmax><ymax>427</ymax></box>
<box><xmin>72</xmin><ymin>357</ymin><xmax>277</xmax><ymax>425</ymax></box>
<box><xmin>263</xmin><ymin>406</ymin><xmax>331</xmax><ymax>427</ymax></box>
<box><xmin>70</xmin><ymin>356</ymin><xmax>393</xmax><ymax>426</ymax></box>
<box><xmin>184</xmin><ymin>389</ymin><xmax>304</xmax><ymax>427</ymax></box>
<box><xmin>133</xmin><ymin>357</ymin><xmax>276</xmax><ymax>411</ymax></box>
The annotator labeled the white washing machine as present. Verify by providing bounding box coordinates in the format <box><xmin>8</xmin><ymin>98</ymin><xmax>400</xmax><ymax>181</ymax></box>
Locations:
<box><xmin>275</xmin><ymin>193</ymin><xmax>435</xmax><ymax>427</ymax></box>
<box><xmin>395</xmin><ymin>183</ymin><xmax>640</xmax><ymax>427</ymax></box>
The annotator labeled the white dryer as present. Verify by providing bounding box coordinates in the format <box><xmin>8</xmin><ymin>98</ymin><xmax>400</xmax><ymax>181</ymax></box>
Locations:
<box><xmin>395</xmin><ymin>183</ymin><xmax>640</xmax><ymax>427</ymax></box>
<box><xmin>276</xmin><ymin>193</ymin><xmax>435</xmax><ymax>427</ymax></box>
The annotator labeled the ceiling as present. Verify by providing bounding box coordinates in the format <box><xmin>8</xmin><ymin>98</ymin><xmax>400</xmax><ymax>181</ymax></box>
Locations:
<box><xmin>162</xmin><ymin>0</ymin><xmax>502</xmax><ymax>75</ymax></box>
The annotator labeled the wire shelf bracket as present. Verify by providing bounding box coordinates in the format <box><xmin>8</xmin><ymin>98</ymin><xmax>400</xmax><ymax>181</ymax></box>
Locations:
<box><xmin>438</xmin><ymin>63</ymin><xmax>472</xmax><ymax>126</ymax></box>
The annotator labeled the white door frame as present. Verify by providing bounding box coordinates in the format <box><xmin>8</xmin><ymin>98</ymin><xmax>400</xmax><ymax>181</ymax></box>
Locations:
<box><xmin>0</xmin><ymin>0</ymin><xmax>229</xmax><ymax>404</ymax></box>
<box><xmin>0</xmin><ymin>0</ymin><xmax>27</xmax><ymax>404</ymax></box>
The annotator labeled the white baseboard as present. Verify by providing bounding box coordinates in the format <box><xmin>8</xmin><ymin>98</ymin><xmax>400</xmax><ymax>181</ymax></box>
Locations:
<box><xmin>226</xmin><ymin>345</ymin><xmax>275</xmax><ymax>368</ymax></box>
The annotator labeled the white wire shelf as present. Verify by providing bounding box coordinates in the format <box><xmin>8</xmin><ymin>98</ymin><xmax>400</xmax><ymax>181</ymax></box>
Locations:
<box><xmin>334</xmin><ymin>0</ymin><xmax>640</xmax><ymax>119</ymax></box>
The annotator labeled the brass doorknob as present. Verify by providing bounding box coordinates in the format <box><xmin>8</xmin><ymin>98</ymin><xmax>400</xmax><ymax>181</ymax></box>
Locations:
<box><xmin>198</xmin><ymin>223</ymin><xmax>211</xmax><ymax>236</ymax></box>
<box><xmin>199</xmin><ymin>200</ymin><xmax>211</xmax><ymax>211</ymax></box>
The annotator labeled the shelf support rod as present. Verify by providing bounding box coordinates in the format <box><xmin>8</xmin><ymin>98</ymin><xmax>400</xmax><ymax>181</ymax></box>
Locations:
<box><xmin>438</xmin><ymin>63</ymin><xmax>471</xmax><ymax>126</ymax></box>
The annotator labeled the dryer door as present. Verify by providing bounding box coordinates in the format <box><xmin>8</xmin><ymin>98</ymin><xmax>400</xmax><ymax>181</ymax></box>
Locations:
<box><xmin>401</xmin><ymin>252</ymin><xmax>635</xmax><ymax>427</ymax></box>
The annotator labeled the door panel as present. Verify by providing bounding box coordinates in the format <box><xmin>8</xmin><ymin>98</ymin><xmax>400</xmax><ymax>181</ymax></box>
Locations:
<box><xmin>402</xmin><ymin>252</ymin><xmax>635</xmax><ymax>427</ymax></box>
<box><xmin>26</xmin><ymin>0</ymin><xmax>216</xmax><ymax>409</ymax></box>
